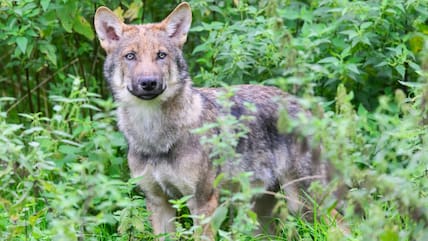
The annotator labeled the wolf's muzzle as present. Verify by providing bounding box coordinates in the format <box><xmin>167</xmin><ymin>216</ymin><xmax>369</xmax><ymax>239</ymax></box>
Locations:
<box><xmin>128</xmin><ymin>76</ymin><xmax>166</xmax><ymax>100</ymax></box>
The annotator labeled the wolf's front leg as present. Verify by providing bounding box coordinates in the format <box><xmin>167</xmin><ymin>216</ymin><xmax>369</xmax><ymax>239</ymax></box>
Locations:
<box><xmin>187</xmin><ymin>191</ymin><xmax>219</xmax><ymax>241</ymax></box>
<box><xmin>146</xmin><ymin>196</ymin><xmax>176</xmax><ymax>240</ymax></box>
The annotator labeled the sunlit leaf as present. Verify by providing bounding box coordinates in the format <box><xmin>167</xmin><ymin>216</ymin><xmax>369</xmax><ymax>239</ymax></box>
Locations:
<box><xmin>347</xmin><ymin>64</ymin><xmax>360</xmax><ymax>74</ymax></box>
<box><xmin>408</xmin><ymin>34</ymin><xmax>424</xmax><ymax>53</ymax></box>
<box><xmin>56</xmin><ymin>2</ymin><xmax>76</xmax><ymax>32</ymax></box>
<box><xmin>395</xmin><ymin>65</ymin><xmax>405</xmax><ymax>79</ymax></box>
<box><xmin>40</xmin><ymin>0</ymin><xmax>50</xmax><ymax>12</ymax></box>
<box><xmin>113</xmin><ymin>7</ymin><xmax>124</xmax><ymax>22</ymax></box>
<box><xmin>211</xmin><ymin>205</ymin><xmax>228</xmax><ymax>233</ymax></box>
<box><xmin>73</xmin><ymin>15</ymin><xmax>94</xmax><ymax>40</ymax></box>
<box><xmin>16</xmin><ymin>36</ymin><xmax>28</xmax><ymax>54</ymax></box>
<box><xmin>124</xmin><ymin>1</ymin><xmax>142</xmax><ymax>21</ymax></box>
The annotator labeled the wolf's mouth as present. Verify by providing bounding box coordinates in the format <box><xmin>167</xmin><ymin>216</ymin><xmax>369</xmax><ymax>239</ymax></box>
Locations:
<box><xmin>127</xmin><ymin>86</ymin><xmax>166</xmax><ymax>100</ymax></box>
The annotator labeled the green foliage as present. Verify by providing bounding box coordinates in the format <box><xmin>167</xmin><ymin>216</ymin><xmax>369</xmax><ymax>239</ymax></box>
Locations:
<box><xmin>0</xmin><ymin>77</ymin><xmax>152</xmax><ymax>240</ymax></box>
<box><xmin>189</xmin><ymin>0</ymin><xmax>428</xmax><ymax>109</ymax></box>
<box><xmin>0</xmin><ymin>0</ymin><xmax>142</xmax><ymax>118</ymax></box>
<box><xmin>315</xmin><ymin>83</ymin><xmax>428</xmax><ymax>240</ymax></box>
<box><xmin>1</xmin><ymin>0</ymin><xmax>428</xmax><ymax>240</ymax></box>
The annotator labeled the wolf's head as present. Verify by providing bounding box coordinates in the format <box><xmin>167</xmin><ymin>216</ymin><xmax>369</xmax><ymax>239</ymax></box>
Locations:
<box><xmin>94</xmin><ymin>3</ymin><xmax>192</xmax><ymax>103</ymax></box>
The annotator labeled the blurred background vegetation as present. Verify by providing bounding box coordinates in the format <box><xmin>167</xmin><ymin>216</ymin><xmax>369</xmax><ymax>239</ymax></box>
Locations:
<box><xmin>1</xmin><ymin>0</ymin><xmax>428</xmax><ymax>240</ymax></box>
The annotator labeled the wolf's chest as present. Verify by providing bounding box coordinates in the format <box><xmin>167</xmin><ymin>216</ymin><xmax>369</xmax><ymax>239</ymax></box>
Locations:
<box><xmin>137</xmin><ymin>161</ymin><xmax>196</xmax><ymax>199</ymax></box>
<box><xmin>117</xmin><ymin>106</ymin><xmax>181</xmax><ymax>154</ymax></box>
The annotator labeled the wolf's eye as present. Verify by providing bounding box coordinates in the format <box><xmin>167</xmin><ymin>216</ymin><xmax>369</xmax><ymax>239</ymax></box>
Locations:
<box><xmin>125</xmin><ymin>52</ymin><xmax>136</xmax><ymax>61</ymax></box>
<box><xmin>157</xmin><ymin>51</ymin><xmax>167</xmax><ymax>59</ymax></box>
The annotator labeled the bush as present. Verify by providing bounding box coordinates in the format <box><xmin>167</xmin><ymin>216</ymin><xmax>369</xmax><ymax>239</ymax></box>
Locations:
<box><xmin>189</xmin><ymin>0</ymin><xmax>428</xmax><ymax>110</ymax></box>
<box><xmin>0</xmin><ymin>77</ymin><xmax>154</xmax><ymax>240</ymax></box>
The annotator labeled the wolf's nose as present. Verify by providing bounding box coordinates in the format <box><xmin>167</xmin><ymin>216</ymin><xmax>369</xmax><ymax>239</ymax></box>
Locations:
<box><xmin>139</xmin><ymin>78</ymin><xmax>158</xmax><ymax>91</ymax></box>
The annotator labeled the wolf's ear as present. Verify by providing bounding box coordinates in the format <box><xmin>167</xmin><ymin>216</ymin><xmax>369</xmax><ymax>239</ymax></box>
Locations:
<box><xmin>94</xmin><ymin>7</ymin><xmax>123</xmax><ymax>53</ymax></box>
<box><xmin>161</xmin><ymin>2</ymin><xmax>192</xmax><ymax>47</ymax></box>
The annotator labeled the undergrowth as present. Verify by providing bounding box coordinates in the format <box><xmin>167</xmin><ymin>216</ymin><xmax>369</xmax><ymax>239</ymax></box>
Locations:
<box><xmin>1</xmin><ymin>0</ymin><xmax>428</xmax><ymax>240</ymax></box>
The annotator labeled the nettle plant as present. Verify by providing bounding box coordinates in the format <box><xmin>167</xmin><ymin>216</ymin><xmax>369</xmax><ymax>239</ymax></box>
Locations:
<box><xmin>0</xmin><ymin>76</ymin><xmax>154</xmax><ymax>241</ymax></box>
<box><xmin>189</xmin><ymin>0</ymin><xmax>428</xmax><ymax>109</ymax></box>
<box><xmin>316</xmin><ymin>83</ymin><xmax>428</xmax><ymax>241</ymax></box>
<box><xmin>191</xmin><ymin>88</ymin><xmax>262</xmax><ymax>240</ymax></box>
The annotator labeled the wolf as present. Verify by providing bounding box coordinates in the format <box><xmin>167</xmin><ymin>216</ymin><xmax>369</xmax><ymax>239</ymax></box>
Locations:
<box><xmin>94</xmin><ymin>2</ymin><xmax>328</xmax><ymax>240</ymax></box>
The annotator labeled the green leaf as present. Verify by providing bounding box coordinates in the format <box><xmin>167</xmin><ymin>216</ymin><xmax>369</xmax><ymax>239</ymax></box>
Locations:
<box><xmin>131</xmin><ymin>217</ymin><xmax>146</xmax><ymax>232</ymax></box>
<box><xmin>408</xmin><ymin>34</ymin><xmax>424</xmax><ymax>54</ymax></box>
<box><xmin>113</xmin><ymin>7</ymin><xmax>124</xmax><ymax>21</ymax></box>
<box><xmin>124</xmin><ymin>0</ymin><xmax>142</xmax><ymax>21</ymax></box>
<box><xmin>407</xmin><ymin>61</ymin><xmax>421</xmax><ymax>72</ymax></box>
<box><xmin>58</xmin><ymin>13</ymin><xmax>73</xmax><ymax>32</ymax></box>
<box><xmin>360</xmin><ymin>21</ymin><xmax>372</xmax><ymax>30</ymax></box>
<box><xmin>380</xmin><ymin>229</ymin><xmax>399</xmax><ymax>241</ymax></box>
<box><xmin>318</xmin><ymin>57</ymin><xmax>339</xmax><ymax>65</ymax></box>
<box><xmin>73</xmin><ymin>15</ymin><xmax>94</xmax><ymax>40</ymax></box>
<box><xmin>282</xmin><ymin>8</ymin><xmax>299</xmax><ymax>20</ymax></box>
<box><xmin>16</xmin><ymin>36</ymin><xmax>28</xmax><ymax>54</ymax></box>
<box><xmin>395</xmin><ymin>65</ymin><xmax>405</xmax><ymax>79</ymax></box>
<box><xmin>41</xmin><ymin>0</ymin><xmax>51</xmax><ymax>12</ymax></box>
<box><xmin>40</xmin><ymin>44</ymin><xmax>57</xmax><ymax>66</ymax></box>
<box><xmin>340</xmin><ymin>30</ymin><xmax>358</xmax><ymax>40</ymax></box>
<box><xmin>346</xmin><ymin>64</ymin><xmax>360</xmax><ymax>74</ymax></box>
<box><xmin>81</xmin><ymin>104</ymin><xmax>101</xmax><ymax>111</ymax></box>
<box><xmin>213</xmin><ymin>173</ymin><xmax>225</xmax><ymax>188</ymax></box>
<box><xmin>375</xmin><ymin>61</ymin><xmax>388</xmax><ymax>67</ymax></box>
<box><xmin>22</xmin><ymin>127</ymin><xmax>44</xmax><ymax>135</ymax></box>
<box><xmin>58</xmin><ymin>145</ymin><xmax>80</xmax><ymax>155</ymax></box>
<box><xmin>56</xmin><ymin>1</ymin><xmax>77</xmax><ymax>33</ymax></box>
<box><xmin>192</xmin><ymin>43</ymin><xmax>208</xmax><ymax>54</ymax></box>
<box><xmin>360</xmin><ymin>35</ymin><xmax>372</xmax><ymax>46</ymax></box>
<box><xmin>118</xmin><ymin>215</ymin><xmax>132</xmax><ymax>234</ymax></box>
<box><xmin>211</xmin><ymin>205</ymin><xmax>228</xmax><ymax>233</ymax></box>
<box><xmin>398</xmin><ymin>80</ymin><xmax>425</xmax><ymax>88</ymax></box>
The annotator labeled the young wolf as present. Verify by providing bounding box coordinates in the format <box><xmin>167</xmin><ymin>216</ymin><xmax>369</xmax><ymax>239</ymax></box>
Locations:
<box><xmin>95</xmin><ymin>2</ymin><xmax>327</xmax><ymax>240</ymax></box>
